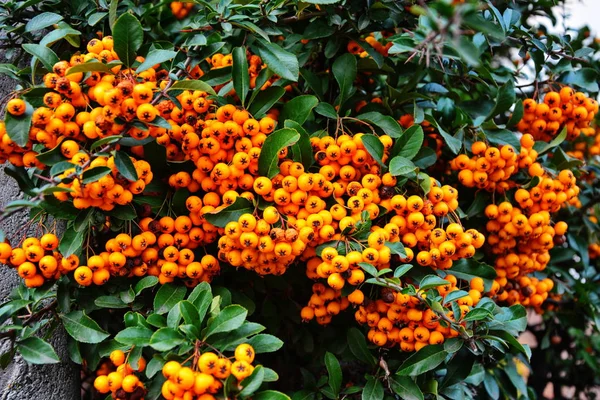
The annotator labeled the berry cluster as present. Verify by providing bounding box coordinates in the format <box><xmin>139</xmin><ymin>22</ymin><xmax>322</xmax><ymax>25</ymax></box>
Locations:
<box><xmin>354</xmin><ymin>275</ymin><xmax>486</xmax><ymax>351</ymax></box>
<box><xmin>300</xmin><ymin>283</ymin><xmax>351</xmax><ymax>325</ymax></box>
<box><xmin>0</xmin><ymin>234</ymin><xmax>81</xmax><ymax>288</ymax></box>
<box><xmin>94</xmin><ymin>350</ymin><xmax>147</xmax><ymax>400</ymax></box>
<box><xmin>517</xmin><ymin>87</ymin><xmax>598</xmax><ymax>141</ymax></box>
<box><xmin>160</xmin><ymin>344</ymin><xmax>256</xmax><ymax>399</ymax></box>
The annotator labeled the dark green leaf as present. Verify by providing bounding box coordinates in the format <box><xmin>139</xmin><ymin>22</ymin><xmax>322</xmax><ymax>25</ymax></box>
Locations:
<box><xmin>136</xmin><ymin>49</ymin><xmax>177</xmax><ymax>73</ymax></box>
<box><xmin>233</xmin><ymin>47</ymin><xmax>250</xmax><ymax>105</ymax></box>
<box><xmin>397</xmin><ymin>344</ymin><xmax>448</xmax><ymax>376</ymax></box>
<box><xmin>205</xmin><ymin>197</ymin><xmax>254</xmax><ymax>228</ymax></box>
<box><xmin>5</xmin><ymin>100</ymin><xmax>34</xmax><ymax>147</ymax></box>
<box><xmin>22</xmin><ymin>44</ymin><xmax>59</xmax><ymax>71</ymax></box>
<box><xmin>248</xmin><ymin>334</ymin><xmax>284</xmax><ymax>353</ymax></box>
<box><xmin>361</xmin><ymin>134</ymin><xmax>384</xmax><ymax>166</ymax></box>
<box><xmin>248</xmin><ymin>86</ymin><xmax>286</xmax><ymax>119</ymax></box>
<box><xmin>115</xmin><ymin>327</ymin><xmax>153</xmax><ymax>346</ymax></box>
<box><xmin>362</xmin><ymin>377</ymin><xmax>384</xmax><ymax>400</ymax></box>
<box><xmin>253</xmin><ymin>391</ymin><xmax>291</xmax><ymax>400</ymax></box>
<box><xmin>347</xmin><ymin>328</ymin><xmax>377</xmax><ymax>366</ymax></box>
<box><xmin>258</xmin><ymin>128</ymin><xmax>301</xmax><ymax>178</ymax></box>
<box><xmin>332</xmin><ymin>53</ymin><xmax>357</xmax><ymax>107</ymax></box>
<box><xmin>280</xmin><ymin>96</ymin><xmax>318</xmax><ymax>125</ymax></box>
<box><xmin>325</xmin><ymin>352</ymin><xmax>342</xmax><ymax>395</ymax></box>
<box><xmin>82</xmin><ymin>166</ymin><xmax>111</xmax><ymax>184</ymax></box>
<box><xmin>314</xmin><ymin>103</ymin><xmax>338</xmax><ymax>119</ymax></box>
<box><xmin>95</xmin><ymin>296</ymin><xmax>128</xmax><ymax>309</ymax></box>
<box><xmin>389</xmin><ymin>376</ymin><xmax>424</xmax><ymax>400</ymax></box>
<box><xmin>150</xmin><ymin>328</ymin><xmax>185</xmax><ymax>351</ymax></box>
<box><xmin>389</xmin><ymin>156</ymin><xmax>417</xmax><ymax>176</ymax></box>
<box><xmin>25</xmin><ymin>12</ymin><xmax>63</xmax><ymax>32</ymax></box>
<box><xmin>112</xmin><ymin>13</ymin><xmax>143</xmax><ymax>68</ymax></box>
<box><xmin>419</xmin><ymin>275</ymin><xmax>450</xmax><ymax>291</ymax></box>
<box><xmin>17</xmin><ymin>337</ymin><xmax>59</xmax><ymax>364</ymax></box>
<box><xmin>239</xmin><ymin>365</ymin><xmax>265</xmax><ymax>398</ymax></box>
<box><xmin>254</xmin><ymin>39</ymin><xmax>299</xmax><ymax>82</ymax></box>
<box><xmin>169</xmin><ymin>80</ymin><xmax>216</xmax><ymax>96</ymax></box>
<box><xmin>66</xmin><ymin>60</ymin><xmax>115</xmax><ymax>75</ymax></box>
<box><xmin>204</xmin><ymin>305</ymin><xmax>248</xmax><ymax>339</ymax></box>
<box><xmin>114</xmin><ymin>151</ymin><xmax>138</xmax><ymax>182</ymax></box>
<box><xmin>153</xmin><ymin>284</ymin><xmax>187</xmax><ymax>315</ymax></box>
<box><xmin>62</xmin><ymin>311</ymin><xmax>109</xmax><ymax>344</ymax></box>
<box><xmin>356</xmin><ymin>112</ymin><xmax>402</xmax><ymax>138</ymax></box>
<box><xmin>134</xmin><ymin>276</ymin><xmax>158</xmax><ymax>295</ymax></box>
<box><xmin>396</xmin><ymin>125</ymin><xmax>424</xmax><ymax>160</ymax></box>
<box><xmin>59</xmin><ymin>226</ymin><xmax>84</xmax><ymax>257</ymax></box>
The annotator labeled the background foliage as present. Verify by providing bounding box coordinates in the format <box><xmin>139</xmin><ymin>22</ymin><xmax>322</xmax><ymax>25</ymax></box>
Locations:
<box><xmin>0</xmin><ymin>0</ymin><xmax>599</xmax><ymax>399</ymax></box>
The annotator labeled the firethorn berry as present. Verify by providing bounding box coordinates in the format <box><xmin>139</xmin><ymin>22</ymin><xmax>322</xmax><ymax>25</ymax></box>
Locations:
<box><xmin>517</xmin><ymin>88</ymin><xmax>597</xmax><ymax>141</ymax></box>
<box><xmin>6</xmin><ymin>99</ymin><xmax>26</xmax><ymax>116</ymax></box>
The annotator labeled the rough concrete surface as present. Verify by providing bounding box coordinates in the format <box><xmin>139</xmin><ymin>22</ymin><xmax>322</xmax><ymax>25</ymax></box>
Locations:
<box><xmin>0</xmin><ymin>66</ymin><xmax>80</xmax><ymax>398</ymax></box>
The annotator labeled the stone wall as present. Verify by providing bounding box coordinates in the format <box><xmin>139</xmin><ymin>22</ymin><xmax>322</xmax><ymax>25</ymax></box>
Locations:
<box><xmin>0</xmin><ymin>66</ymin><xmax>80</xmax><ymax>399</ymax></box>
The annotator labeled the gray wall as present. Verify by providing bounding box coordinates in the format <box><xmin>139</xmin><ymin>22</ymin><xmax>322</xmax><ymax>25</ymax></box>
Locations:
<box><xmin>0</xmin><ymin>70</ymin><xmax>80</xmax><ymax>398</ymax></box>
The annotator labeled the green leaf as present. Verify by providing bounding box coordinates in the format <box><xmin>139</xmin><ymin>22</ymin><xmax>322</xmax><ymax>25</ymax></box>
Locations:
<box><xmin>0</xmin><ymin>299</ymin><xmax>32</xmax><ymax>323</ymax></box>
<box><xmin>347</xmin><ymin>328</ymin><xmax>377</xmax><ymax>366</ymax></box>
<box><xmin>396</xmin><ymin>125</ymin><xmax>424</xmax><ymax>160</ymax></box>
<box><xmin>359</xmin><ymin>262</ymin><xmax>378</xmax><ymax>278</ymax></box>
<box><xmin>134</xmin><ymin>276</ymin><xmax>158</xmax><ymax>295</ymax></box>
<box><xmin>258</xmin><ymin>128</ymin><xmax>301</xmax><ymax>178</ymax></box>
<box><xmin>419</xmin><ymin>275</ymin><xmax>450</xmax><ymax>291</ymax></box>
<box><xmin>169</xmin><ymin>80</ymin><xmax>216</xmax><ymax>96</ymax></box>
<box><xmin>397</xmin><ymin>344</ymin><xmax>448</xmax><ymax>376</ymax></box>
<box><xmin>488</xmin><ymin>330</ymin><xmax>531</xmax><ymax>359</ymax></box>
<box><xmin>534</xmin><ymin>127</ymin><xmax>567</xmax><ymax>155</ymax></box>
<box><xmin>314</xmin><ymin>103</ymin><xmax>338</xmax><ymax>119</ymax></box>
<box><xmin>25</xmin><ymin>12</ymin><xmax>63</xmax><ymax>32</ymax></box>
<box><xmin>443</xmin><ymin>290</ymin><xmax>469</xmax><ymax>304</ymax></box>
<box><xmin>95</xmin><ymin>296</ymin><xmax>128</xmax><ymax>308</ymax></box>
<box><xmin>254</xmin><ymin>39</ymin><xmax>299</xmax><ymax>82</ymax></box>
<box><xmin>5</xmin><ymin>100</ymin><xmax>34</xmax><ymax>148</ymax></box>
<box><xmin>115</xmin><ymin>326</ymin><xmax>153</xmax><ymax>346</ymax></box>
<box><xmin>325</xmin><ymin>352</ymin><xmax>342</xmax><ymax>395</ymax></box>
<box><xmin>285</xmin><ymin>121</ymin><xmax>313</xmax><ymax>169</ymax></box>
<box><xmin>59</xmin><ymin>226</ymin><xmax>84</xmax><ymax>257</ymax></box>
<box><xmin>179</xmin><ymin>300</ymin><xmax>199</xmax><ymax>328</ymax></box>
<box><xmin>204</xmin><ymin>305</ymin><xmax>248</xmax><ymax>339</ymax></box>
<box><xmin>463</xmin><ymin>308</ymin><xmax>493</xmax><ymax>322</ymax></box>
<box><xmin>280</xmin><ymin>96</ymin><xmax>319</xmax><ymax>125</ymax></box>
<box><xmin>489</xmin><ymin>81</ymin><xmax>516</xmax><ymax>119</ymax></box>
<box><xmin>233</xmin><ymin>47</ymin><xmax>250</xmax><ymax>106</ymax></box>
<box><xmin>136</xmin><ymin>49</ymin><xmax>177</xmax><ymax>73</ymax></box>
<box><xmin>248</xmin><ymin>334</ymin><xmax>284</xmax><ymax>353</ymax></box>
<box><xmin>449</xmin><ymin>259</ymin><xmax>496</xmax><ymax>292</ymax></box>
<box><xmin>35</xmin><ymin>143</ymin><xmax>65</xmax><ymax>166</ymax></box>
<box><xmin>66</xmin><ymin>60</ymin><xmax>116</xmax><ymax>75</ymax></box>
<box><xmin>361</xmin><ymin>134</ymin><xmax>384</xmax><ymax>166</ymax></box>
<box><xmin>82</xmin><ymin>166</ymin><xmax>111</xmax><ymax>184</ymax></box>
<box><xmin>205</xmin><ymin>197</ymin><xmax>254</xmax><ymax>228</ymax></box>
<box><xmin>150</xmin><ymin>328</ymin><xmax>185</xmax><ymax>351</ymax></box>
<box><xmin>187</xmin><ymin>282</ymin><xmax>212</xmax><ymax>322</ymax></box>
<box><xmin>389</xmin><ymin>376</ymin><xmax>424</xmax><ymax>400</ymax></box>
<box><xmin>114</xmin><ymin>151</ymin><xmax>138</xmax><ymax>182</ymax></box>
<box><xmin>62</xmin><ymin>311</ymin><xmax>110</xmax><ymax>344</ymax></box>
<box><xmin>248</xmin><ymin>86</ymin><xmax>286</xmax><ymax>119</ymax></box>
<box><xmin>356</xmin><ymin>112</ymin><xmax>403</xmax><ymax>138</ymax></box>
<box><xmin>112</xmin><ymin>13</ymin><xmax>143</xmax><ymax>68</ymax></box>
<box><xmin>302</xmin><ymin>0</ymin><xmax>341</xmax><ymax>3</ymax></box>
<box><xmin>22</xmin><ymin>44</ymin><xmax>59</xmax><ymax>71</ymax></box>
<box><xmin>362</xmin><ymin>377</ymin><xmax>384</xmax><ymax>400</ymax></box>
<box><xmin>389</xmin><ymin>156</ymin><xmax>417</xmax><ymax>176</ymax></box>
<box><xmin>153</xmin><ymin>284</ymin><xmax>187</xmax><ymax>315</ymax></box>
<box><xmin>332</xmin><ymin>53</ymin><xmax>357</xmax><ymax>107</ymax></box>
<box><xmin>17</xmin><ymin>337</ymin><xmax>59</xmax><ymax>364</ymax></box>
<box><xmin>239</xmin><ymin>365</ymin><xmax>265</xmax><ymax>398</ymax></box>
<box><xmin>253</xmin><ymin>391</ymin><xmax>291</xmax><ymax>400</ymax></box>
<box><xmin>394</xmin><ymin>264</ymin><xmax>413</xmax><ymax>278</ymax></box>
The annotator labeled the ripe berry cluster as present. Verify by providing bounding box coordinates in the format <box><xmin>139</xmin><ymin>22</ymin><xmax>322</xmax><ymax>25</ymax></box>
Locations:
<box><xmin>517</xmin><ymin>88</ymin><xmax>598</xmax><ymax>141</ymax></box>
<box><xmin>94</xmin><ymin>349</ymin><xmax>147</xmax><ymax>400</ymax></box>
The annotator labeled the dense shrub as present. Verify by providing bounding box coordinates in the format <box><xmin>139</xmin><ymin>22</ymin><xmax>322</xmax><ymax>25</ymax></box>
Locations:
<box><xmin>0</xmin><ymin>0</ymin><xmax>599</xmax><ymax>399</ymax></box>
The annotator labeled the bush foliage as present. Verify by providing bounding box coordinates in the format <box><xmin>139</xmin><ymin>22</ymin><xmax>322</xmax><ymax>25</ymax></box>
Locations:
<box><xmin>0</xmin><ymin>0</ymin><xmax>600</xmax><ymax>399</ymax></box>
